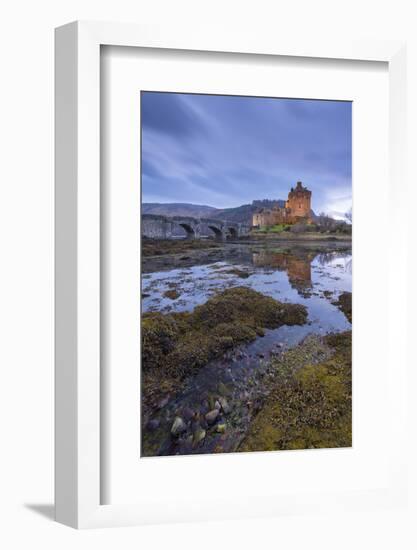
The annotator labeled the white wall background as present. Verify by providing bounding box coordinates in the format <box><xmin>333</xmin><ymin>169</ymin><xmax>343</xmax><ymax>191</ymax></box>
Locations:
<box><xmin>0</xmin><ymin>0</ymin><xmax>416</xmax><ymax>548</ymax></box>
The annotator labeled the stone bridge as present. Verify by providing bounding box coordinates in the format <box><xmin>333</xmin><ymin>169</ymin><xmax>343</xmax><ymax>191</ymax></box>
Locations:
<box><xmin>142</xmin><ymin>214</ymin><xmax>251</xmax><ymax>241</ymax></box>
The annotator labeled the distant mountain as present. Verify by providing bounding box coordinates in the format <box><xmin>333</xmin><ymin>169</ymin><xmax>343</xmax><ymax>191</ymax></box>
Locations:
<box><xmin>210</xmin><ymin>204</ymin><xmax>255</xmax><ymax>223</ymax></box>
<box><xmin>142</xmin><ymin>200</ymin><xmax>317</xmax><ymax>224</ymax></box>
<box><xmin>142</xmin><ymin>202</ymin><xmax>218</xmax><ymax>218</ymax></box>
<box><xmin>251</xmin><ymin>199</ymin><xmax>286</xmax><ymax>209</ymax></box>
<box><xmin>208</xmin><ymin>200</ymin><xmax>287</xmax><ymax>224</ymax></box>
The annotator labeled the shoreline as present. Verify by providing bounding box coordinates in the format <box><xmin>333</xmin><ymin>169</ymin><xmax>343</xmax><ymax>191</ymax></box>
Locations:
<box><xmin>248</xmin><ymin>232</ymin><xmax>351</xmax><ymax>242</ymax></box>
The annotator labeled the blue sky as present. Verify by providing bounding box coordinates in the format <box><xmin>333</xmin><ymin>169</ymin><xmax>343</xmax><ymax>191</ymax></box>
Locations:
<box><xmin>141</xmin><ymin>92</ymin><xmax>352</xmax><ymax>217</ymax></box>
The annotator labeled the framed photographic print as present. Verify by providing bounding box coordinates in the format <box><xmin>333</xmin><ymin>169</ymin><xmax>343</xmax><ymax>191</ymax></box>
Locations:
<box><xmin>55</xmin><ymin>21</ymin><xmax>408</xmax><ymax>528</ymax></box>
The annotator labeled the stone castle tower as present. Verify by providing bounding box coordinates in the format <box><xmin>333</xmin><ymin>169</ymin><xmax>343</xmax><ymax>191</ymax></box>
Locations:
<box><xmin>285</xmin><ymin>181</ymin><xmax>312</xmax><ymax>218</ymax></box>
<box><xmin>252</xmin><ymin>181</ymin><xmax>312</xmax><ymax>228</ymax></box>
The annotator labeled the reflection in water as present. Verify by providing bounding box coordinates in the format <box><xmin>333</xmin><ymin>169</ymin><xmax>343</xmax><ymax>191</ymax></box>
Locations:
<box><xmin>142</xmin><ymin>242</ymin><xmax>352</xmax><ymax>323</ymax></box>
<box><xmin>316</xmin><ymin>250</ymin><xmax>352</xmax><ymax>272</ymax></box>
<box><xmin>252</xmin><ymin>249</ymin><xmax>313</xmax><ymax>295</ymax></box>
<box><xmin>250</xmin><ymin>247</ymin><xmax>352</xmax><ymax>298</ymax></box>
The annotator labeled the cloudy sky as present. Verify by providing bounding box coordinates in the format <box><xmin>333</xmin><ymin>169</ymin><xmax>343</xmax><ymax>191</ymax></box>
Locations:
<box><xmin>141</xmin><ymin>91</ymin><xmax>352</xmax><ymax>217</ymax></box>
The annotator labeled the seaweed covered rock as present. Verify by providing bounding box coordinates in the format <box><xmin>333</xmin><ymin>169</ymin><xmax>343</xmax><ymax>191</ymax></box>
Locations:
<box><xmin>192</xmin><ymin>287</ymin><xmax>307</xmax><ymax>331</ymax></box>
<box><xmin>335</xmin><ymin>291</ymin><xmax>352</xmax><ymax>323</ymax></box>
<box><xmin>142</xmin><ymin>287</ymin><xmax>307</xmax><ymax>379</ymax></box>
<box><xmin>163</xmin><ymin>289</ymin><xmax>181</xmax><ymax>300</ymax></box>
<box><xmin>141</xmin><ymin>312</ymin><xmax>189</xmax><ymax>371</ymax></box>
<box><xmin>142</xmin><ymin>238</ymin><xmax>221</xmax><ymax>257</ymax></box>
<box><xmin>239</xmin><ymin>331</ymin><xmax>352</xmax><ymax>452</ymax></box>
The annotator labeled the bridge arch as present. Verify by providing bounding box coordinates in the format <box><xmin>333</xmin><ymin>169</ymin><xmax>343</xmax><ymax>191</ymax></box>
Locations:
<box><xmin>227</xmin><ymin>227</ymin><xmax>238</xmax><ymax>239</ymax></box>
<box><xmin>178</xmin><ymin>223</ymin><xmax>196</xmax><ymax>239</ymax></box>
<box><xmin>207</xmin><ymin>225</ymin><xmax>224</xmax><ymax>240</ymax></box>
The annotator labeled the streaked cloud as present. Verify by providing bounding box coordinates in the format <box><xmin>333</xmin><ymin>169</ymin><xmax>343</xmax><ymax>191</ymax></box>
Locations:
<box><xmin>141</xmin><ymin>92</ymin><xmax>352</xmax><ymax>215</ymax></box>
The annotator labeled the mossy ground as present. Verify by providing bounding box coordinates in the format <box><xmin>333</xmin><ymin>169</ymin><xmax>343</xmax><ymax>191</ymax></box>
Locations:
<box><xmin>238</xmin><ymin>331</ymin><xmax>352</xmax><ymax>452</ymax></box>
<box><xmin>142</xmin><ymin>287</ymin><xmax>308</xmax><ymax>412</ymax></box>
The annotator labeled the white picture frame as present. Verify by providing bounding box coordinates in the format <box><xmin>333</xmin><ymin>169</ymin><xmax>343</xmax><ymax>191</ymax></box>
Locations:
<box><xmin>55</xmin><ymin>21</ymin><xmax>407</xmax><ymax>529</ymax></box>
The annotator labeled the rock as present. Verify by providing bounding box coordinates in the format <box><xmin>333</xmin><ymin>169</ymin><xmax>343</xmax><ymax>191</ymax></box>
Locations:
<box><xmin>205</xmin><ymin>409</ymin><xmax>220</xmax><ymax>424</ymax></box>
<box><xmin>219</xmin><ymin>397</ymin><xmax>231</xmax><ymax>415</ymax></box>
<box><xmin>193</xmin><ymin>428</ymin><xmax>206</xmax><ymax>445</ymax></box>
<box><xmin>171</xmin><ymin>416</ymin><xmax>187</xmax><ymax>436</ymax></box>
<box><xmin>182</xmin><ymin>407</ymin><xmax>194</xmax><ymax>421</ymax></box>
<box><xmin>216</xmin><ymin>423</ymin><xmax>226</xmax><ymax>433</ymax></box>
<box><xmin>146</xmin><ymin>419</ymin><xmax>160</xmax><ymax>432</ymax></box>
<box><xmin>214</xmin><ymin>400</ymin><xmax>221</xmax><ymax>410</ymax></box>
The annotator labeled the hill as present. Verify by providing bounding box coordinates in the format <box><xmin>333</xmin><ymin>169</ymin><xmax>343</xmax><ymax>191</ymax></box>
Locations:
<box><xmin>142</xmin><ymin>202</ymin><xmax>218</xmax><ymax>218</ymax></box>
<box><xmin>208</xmin><ymin>200</ymin><xmax>286</xmax><ymax>223</ymax></box>
<box><xmin>142</xmin><ymin>200</ymin><xmax>317</xmax><ymax>224</ymax></box>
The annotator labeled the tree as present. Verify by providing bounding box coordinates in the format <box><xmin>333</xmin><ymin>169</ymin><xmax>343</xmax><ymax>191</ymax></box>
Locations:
<box><xmin>345</xmin><ymin>208</ymin><xmax>352</xmax><ymax>224</ymax></box>
<box><xmin>317</xmin><ymin>212</ymin><xmax>336</xmax><ymax>231</ymax></box>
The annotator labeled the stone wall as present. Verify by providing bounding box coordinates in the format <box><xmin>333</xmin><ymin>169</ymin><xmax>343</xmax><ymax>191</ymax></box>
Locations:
<box><xmin>141</xmin><ymin>215</ymin><xmax>173</xmax><ymax>239</ymax></box>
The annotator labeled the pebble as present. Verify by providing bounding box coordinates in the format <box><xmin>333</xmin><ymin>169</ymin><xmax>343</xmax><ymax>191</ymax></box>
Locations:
<box><xmin>216</xmin><ymin>423</ymin><xmax>226</xmax><ymax>433</ymax></box>
<box><xmin>182</xmin><ymin>407</ymin><xmax>194</xmax><ymax>421</ymax></box>
<box><xmin>205</xmin><ymin>409</ymin><xmax>220</xmax><ymax>424</ymax></box>
<box><xmin>171</xmin><ymin>416</ymin><xmax>187</xmax><ymax>436</ymax></box>
<box><xmin>219</xmin><ymin>397</ymin><xmax>231</xmax><ymax>415</ymax></box>
<box><xmin>193</xmin><ymin>428</ymin><xmax>206</xmax><ymax>445</ymax></box>
<box><xmin>214</xmin><ymin>400</ymin><xmax>221</xmax><ymax>410</ymax></box>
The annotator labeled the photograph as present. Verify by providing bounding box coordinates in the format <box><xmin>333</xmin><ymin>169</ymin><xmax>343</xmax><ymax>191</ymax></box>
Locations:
<box><xmin>140</xmin><ymin>91</ymin><xmax>352</xmax><ymax>457</ymax></box>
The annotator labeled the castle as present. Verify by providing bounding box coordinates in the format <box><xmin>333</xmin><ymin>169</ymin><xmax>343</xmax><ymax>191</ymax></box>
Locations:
<box><xmin>252</xmin><ymin>181</ymin><xmax>312</xmax><ymax>228</ymax></box>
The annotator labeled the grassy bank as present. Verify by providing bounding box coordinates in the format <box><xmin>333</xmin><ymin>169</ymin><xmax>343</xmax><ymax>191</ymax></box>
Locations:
<box><xmin>238</xmin><ymin>330</ymin><xmax>352</xmax><ymax>452</ymax></box>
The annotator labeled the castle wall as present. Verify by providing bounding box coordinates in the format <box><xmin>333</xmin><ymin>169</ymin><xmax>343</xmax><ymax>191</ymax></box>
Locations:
<box><xmin>252</xmin><ymin>181</ymin><xmax>312</xmax><ymax>228</ymax></box>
